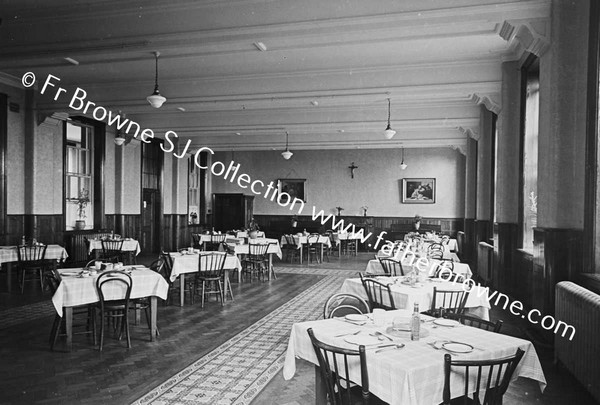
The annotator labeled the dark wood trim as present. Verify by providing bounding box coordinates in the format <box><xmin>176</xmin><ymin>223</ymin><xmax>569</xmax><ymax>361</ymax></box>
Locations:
<box><xmin>584</xmin><ymin>0</ymin><xmax>600</xmax><ymax>273</ymax></box>
<box><xmin>0</xmin><ymin>93</ymin><xmax>6</xmax><ymax>242</ymax></box>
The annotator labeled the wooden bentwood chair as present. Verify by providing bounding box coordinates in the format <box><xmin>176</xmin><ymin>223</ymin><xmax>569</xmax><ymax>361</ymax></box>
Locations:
<box><xmin>442</xmin><ymin>348</ymin><xmax>525</xmax><ymax>405</ymax></box>
<box><xmin>241</xmin><ymin>243</ymin><xmax>271</xmax><ymax>282</ymax></box>
<box><xmin>443</xmin><ymin>312</ymin><xmax>503</xmax><ymax>333</ymax></box>
<box><xmin>307</xmin><ymin>328</ymin><xmax>371</xmax><ymax>405</ymax></box>
<box><xmin>378</xmin><ymin>257</ymin><xmax>405</xmax><ymax>276</ymax></box>
<box><xmin>194</xmin><ymin>251</ymin><xmax>227</xmax><ymax>308</ymax></box>
<box><xmin>359</xmin><ymin>273</ymin><xmax>396</xmax><ymax>311</ymax></box>
<box><xmin>423</xmin><ymin>287</ymin><xmax>470</xmax><ymax>318</ymax></box>
<box><xmin>95</xmin><ymin>270</ymin><xmax>133</xmax><ymax>351</ymax></box>
<box><xmin>323</xmin><ymin>293</ymin><xmax>370</xmax><ymax>319</ymax></box>
<box><xmin>16</xmin><ymin>243</ymin><xmax>50</xmax><ymax>293</ymax></box>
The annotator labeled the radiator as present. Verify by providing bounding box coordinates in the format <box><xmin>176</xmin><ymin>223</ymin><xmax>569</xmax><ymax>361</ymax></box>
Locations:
<box><xmin>555</xmin><ymin>281</ymin><xmax>600</xmax><ymax>403</ymax></box>
<box><xmin>477</xmin><ymin>241</ymin><xmax>494</xmax><ymax>285</ymax></box>
<box><xmin>67</xmin><ymin>231</ymin><xmax>113</xmax><ymax>263</ymax></box>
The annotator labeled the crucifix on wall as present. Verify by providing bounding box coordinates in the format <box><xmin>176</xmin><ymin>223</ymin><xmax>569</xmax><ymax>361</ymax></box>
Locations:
<box><xmin>348</xmin><ymin>162</ymin><xmax>358</xmax><ymax>178</ymax></box>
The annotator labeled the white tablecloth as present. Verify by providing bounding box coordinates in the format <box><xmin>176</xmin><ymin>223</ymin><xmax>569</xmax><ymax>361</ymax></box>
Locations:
<box><xmin>52</xmin><ymin>267</ymin><xmax>168</xmax><ymax>316</ymax></box>
<box><xmin>366</xmin><ymin>258</ymin><xmax>472</xmax><ymax>278</ymax></box>
<box><xmin>279</xmin><ymin>235</ymin><xmax>331</xmax><ymax>249</ymax></box>
<box><xmin>283</xmin><ymin>310</ymin><xmax>546</xmax><ymax>405</ymax></box>
<box><xmin>169</xmin><ymin>252</ymin><xmax>242</xmax><ymax>282</ymax></box>
<box><xmin>87</xmin><ymin>239</ymin><xmax>141</xmax><ymax>255</ymax></box>
<box><xmin>341</xmin><ymin>277</ymin><xmax>490</xmax><ymax>320</ymax></box>
<box><xmin>332</xmin><ymin>232</ymin><xmax>363</xmax><ymax>245</ymax></box>
<box><xmin>226</xmin><ymin>238</ymin><xmax>283</xmax><ymax>259</ymax></box>
<box><xmin>0</xmin><ymin>244</ymin><xmax>69</xmax><ymax>264</ymax></box>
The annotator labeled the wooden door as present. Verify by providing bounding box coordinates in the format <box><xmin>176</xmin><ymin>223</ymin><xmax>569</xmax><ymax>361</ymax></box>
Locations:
<box><xmin>141</xmin><ymin>188</ymin><xmax>160</xmax><ymax>253</ymax></box>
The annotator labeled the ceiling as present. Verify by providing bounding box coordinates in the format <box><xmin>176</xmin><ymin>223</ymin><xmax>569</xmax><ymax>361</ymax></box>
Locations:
<box><xmin>0</xmin><ymin>0</ymin><xmax>550</xmax><ymax>152</ymax></box>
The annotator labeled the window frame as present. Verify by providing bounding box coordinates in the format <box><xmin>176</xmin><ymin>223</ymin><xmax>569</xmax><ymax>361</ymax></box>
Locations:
<box><xmin>518</xmin><ymin>54</ymin><xmax>540</xmax><ymax>251</ymax></box>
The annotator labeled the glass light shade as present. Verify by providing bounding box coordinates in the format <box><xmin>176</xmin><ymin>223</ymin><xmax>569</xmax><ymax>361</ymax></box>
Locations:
<box><xmin>114</xmin><ymin>136</ymin><xmax>126</xmax><ymax>146</ymax></box>
<box><xmin>400</xmin><ymin>162</ymin><xmax>408</xmax><ymax>170</ymax></box>
<box><xmin>147</xmin><ymin>93</ymin><xmax>166</xmax><ymax>108</ymax></box>
<box><xmin>281</xmin><ymin>150</ymin><xmax>293</xmax><ymax>160</ymax></box>
<box><xmin>384</xmin><ymin>127</ymin><xmax>396</xmax><ymax>139</ymax></box>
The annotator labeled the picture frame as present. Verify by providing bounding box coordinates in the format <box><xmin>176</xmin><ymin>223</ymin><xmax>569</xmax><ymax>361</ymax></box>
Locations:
<box><xmin>402</xmin><ymin>178</ymin><xmax>435</xmax><ymax>203</ymax></box>
<box><xmin>278</xmin><ymin>178</ymin><xmax>306</xmax><ymax>203</ymax></box>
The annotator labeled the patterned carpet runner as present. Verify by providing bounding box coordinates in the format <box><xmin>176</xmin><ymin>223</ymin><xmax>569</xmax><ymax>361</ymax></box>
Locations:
<box><xmin>132</xmin><ymin>267</ymin><xmax>349</xmax><ymax>405</ymax></box>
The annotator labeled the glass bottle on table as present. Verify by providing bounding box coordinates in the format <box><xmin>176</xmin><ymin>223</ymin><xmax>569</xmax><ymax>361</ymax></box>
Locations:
<box><xmin>411</xmin><ymin>303</ymin><xmax>420</xmax><ymax>341</ymax></box>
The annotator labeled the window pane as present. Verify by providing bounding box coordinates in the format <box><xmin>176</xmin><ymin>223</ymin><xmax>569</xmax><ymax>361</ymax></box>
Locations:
<box><xmin>65</xmin><ymin>122</ymin><xmax>94</xmax><ymax>230</ymax></box>
<box><xmin>522</xmin><ymin>69</ymin><xmax>539</xmax><ymax>249</ymax></box>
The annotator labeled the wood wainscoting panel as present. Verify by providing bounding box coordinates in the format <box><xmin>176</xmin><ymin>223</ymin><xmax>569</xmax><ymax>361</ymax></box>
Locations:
<box><xmin>495</xmin><ymin>222</ymin><xmax>519</xmax><ymax>293</ymax></box>
<box><xmin>533</xmin><ymin>227</ymin><xmax>584</xmax><ymax>316</ymax></box>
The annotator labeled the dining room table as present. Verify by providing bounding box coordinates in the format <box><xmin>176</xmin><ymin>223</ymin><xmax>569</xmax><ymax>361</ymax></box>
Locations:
<box><xmin>0</xmin><ymin>244</ymin><xmax>69</xmax><ymax>292</ymax></box>
<box><xmin>87</xmin><ymin>238</ymin><xmax>141</xmax><ymax>262</ymax></box>
<box><xmin>51</xmin><ymin>265</ymin><xmax>168</xmax><ymax>351</ymax></box>
<box><xmin>168</xmin><ymin>250</ymin><xmax>242</xmax><ymax>306</ymax></box>
<box><xmin>283</xmin><ymin>309</ymin><xmax>546</xmax><ymax>405</ymax></box>
<box><xmin>365</xmin><ymin>257</ymin><xmax>473</xmax><ymax>279</ymax></box>
<box><xmin>279</xmin><ymin>234</ymin><xmax>331</xmax><ymax>264</ymax></box>
<box><xmin>340</xmin><ymin>275</ymin><xmax>491</xmax><ymax>320</ymax></box>
<box><xmin>332</xmin><ymin>232</ymin><xmax>362</xmax><ymax>256</ymax></box>
<box><xmin>220</xmin><ymin>238</ymin><xmax>282</xmax><ymax>281</ymax></box>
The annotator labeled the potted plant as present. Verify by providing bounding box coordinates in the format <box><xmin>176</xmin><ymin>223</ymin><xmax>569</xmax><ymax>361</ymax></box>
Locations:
<box><xmin>73</xmin><ymin>188</ymin><xmax>90</xmax><ymax>230</ymax></box>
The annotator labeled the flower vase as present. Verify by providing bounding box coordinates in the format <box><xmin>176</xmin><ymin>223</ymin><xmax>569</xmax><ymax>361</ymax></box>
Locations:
<box><xmin>74</xmin><ymin>219</ymin><xmax>86</xmax><ymax>230</ymax></box>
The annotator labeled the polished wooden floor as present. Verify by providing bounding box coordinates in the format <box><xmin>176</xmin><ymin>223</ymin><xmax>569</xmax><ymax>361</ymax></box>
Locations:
<box><xmin>0</xmin><ymin>253</ymin><xmax>598</xmax><ymax>405</ymax></box>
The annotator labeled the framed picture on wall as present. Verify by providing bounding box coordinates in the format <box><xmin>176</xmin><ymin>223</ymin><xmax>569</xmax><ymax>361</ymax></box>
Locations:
<box><xmin>402</xmin><ymin>178</ymin><xmax>435</xmax><ymax>203</ymax></box>
<box><xmin>278</xmin><ymin>178</ymin><xmax>306</xmax><ymax>202</ymax></box>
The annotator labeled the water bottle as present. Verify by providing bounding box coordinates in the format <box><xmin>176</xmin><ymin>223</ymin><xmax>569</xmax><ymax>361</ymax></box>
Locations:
<box><xmin>411</xmin><ymin>303</ymin><xmax>420</xmax><ymax>341</ymax></box>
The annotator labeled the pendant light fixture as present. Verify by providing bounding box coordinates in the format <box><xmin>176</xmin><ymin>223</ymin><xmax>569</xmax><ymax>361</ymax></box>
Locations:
<box><xmin>114</xmin><ymin>110</ymin><xmax>126</xmax><ymax>145</ymax></box>
<box><xmin>400</xmin><ymin>147</ymin><xmax>408</xmax><ymax>170</ymax></box>
<box><xmin>384</xmin><ymin>97</ymin><xmax>396</xmax><ymax>139</ymax></box>
<box><xmin>146</xmin><ymin>51</ymin><xmax>167</xmax><ymax>108</ymax></box>
<box><xmin>281</xmin><ymin>131</ymin><xmax>293</xmax><ymax>160</ymax></box>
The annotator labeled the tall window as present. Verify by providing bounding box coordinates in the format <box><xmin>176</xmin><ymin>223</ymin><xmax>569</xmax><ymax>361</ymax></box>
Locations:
<box><xmin>521</xmin><ymin>58</ymin><xmax>539</xmax><ymax>250</ymax></box>
<box><xmin>65</xmin><ymin>122</ymin><xmax>94</xmax><ymax>230</ymax></box>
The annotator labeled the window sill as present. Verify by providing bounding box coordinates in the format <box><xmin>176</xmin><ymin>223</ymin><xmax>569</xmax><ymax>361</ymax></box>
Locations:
<box><xmin>516</xmin><ymin>248</ymin><xmax>534</xmax><ymax>257</ymax></box>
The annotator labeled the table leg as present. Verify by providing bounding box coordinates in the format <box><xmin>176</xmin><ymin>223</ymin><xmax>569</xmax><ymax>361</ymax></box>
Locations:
<box><xmin>150</xmin><ymin>296</ymin><xmax>158</xmax><ymax>341</ymax></box>
<box><xmin>314</xmin><ymin>365</ymin><xmax>327</xmax><ymax>404</ymax></box>
<box><xmin>65</xmin><ymin>307</ymin><xmax>73</xmax><ymax>351</ymax></box>
<box><xmin>180</xmin><ymin>274</ymin><xmax>185</xmax><ymax>307</ymax></box>
<box><xmin>299</xmin><ymin>245</ymin><xmax>303</xmax><ymax>264</ymax></box>
<box><xmin>320</xmin><ymin>244</ymin><xmax>324</xmax><ymax>263</ymax></box>
<box><xmin>355</xmin><ymin>238</ymin><xmax>358</xmax><ymax>255</ymax></box>
<box><xmin>338</xmin><ymin>242</ymin><xmax>342</xmax><ymax>257</ymax></box>
<box><xmin>6</xmin><ymin>263</ymin><xmax>12</xmax><ymax>293</ymax></box>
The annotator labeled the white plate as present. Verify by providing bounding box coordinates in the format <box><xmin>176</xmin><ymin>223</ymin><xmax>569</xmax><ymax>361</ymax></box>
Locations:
<box><xmin>433</xmin><ymin>319</ymin><xmax>460</xmax><ymax>327</ymax></box>
<box><xmin>442</xmin><ymin>342</ymin><xmax>474</xmax><ymax>353</ymax></box>
<box><xmin>60</xmin><ymin>271</ymin><xmax>81</xmax><ymax>277</ymax></box>
<box><xmin>345</xmin><ymin>314</ymin><xmax>369</xmax><ymax>322</ymax></box>
<box><xmin>344</xmin><ymin>334</ymin><xmax>382</xmax><ymax>346</ymax></box>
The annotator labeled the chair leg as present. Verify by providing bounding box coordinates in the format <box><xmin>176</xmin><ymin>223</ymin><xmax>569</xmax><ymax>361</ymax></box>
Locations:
<box><xmin>99</xmin><ymin>312</ymin><xmax>105</xmax><ymax>351</ymax></box>
<box><xmin>225</xmin><ymin>278</ymin><xmax>234</xmax><ymax>301</ymax></box>
<box><xmin>218</xmin><ymin>280</ymin><xmax>224</xmax><ymax>306</ymax></box>
<box><xmin>124</xmin><ymin>311</ymin><xmax>131</xmax><ymax>349</ymax></box>
<box><xmin>201</xmin><ymin>280</ymin><xmax>206</xmax><ymax>308</ymax></box>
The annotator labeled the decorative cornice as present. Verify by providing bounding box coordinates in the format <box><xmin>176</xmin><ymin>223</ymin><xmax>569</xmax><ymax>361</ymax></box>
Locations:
<box><xmin>451</xmin><ymin>145</ymin><xmax>466</xmax><ymax>156</ymax></box>
<box><xmin>456</xmin><ymin>126</ymin><xmax>480</xmax><ymax>141</ymax></box>
<box><xmin>497</xmin><ymin>19</ymin><xmax>550</xmax><ymax>58</ymax></box>
<box><xmin>469</xmin><ymin>93</ymin><xmax>501</xmax><ymax>114</ymax></box>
